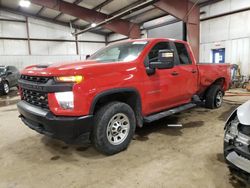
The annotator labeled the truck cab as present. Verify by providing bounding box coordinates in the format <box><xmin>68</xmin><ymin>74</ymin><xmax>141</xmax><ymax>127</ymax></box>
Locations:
<box><xmin>17</xmin><ymin>38</ymin><xmax>231</xmax><ymax>155</ymax></box>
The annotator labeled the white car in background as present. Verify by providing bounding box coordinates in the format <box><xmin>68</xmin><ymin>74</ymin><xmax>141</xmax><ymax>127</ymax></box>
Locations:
<box><xmin>224</xmin><ymin>100</ymin><xmax>250</xmax><ymax>180</ymax></box>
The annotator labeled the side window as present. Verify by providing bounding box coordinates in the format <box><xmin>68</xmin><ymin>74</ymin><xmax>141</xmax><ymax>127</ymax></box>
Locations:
<box><xmin>11</xmin><ymin>66</ymin><xmax>18</xmax><ymax>72</ymax></box>
<box><xmin>175</xmin><ymin>42</ymin><xmax>192</xmax><ymax>65</ymax></box>
<box><xmin>148</xmin><ymin>42</ymin><xmax>171</xmax><ymax>62</ymax></box>
<box><xmin>8</xmin><ymin>66</ymin><xmax>15</xmax><ymax>72</ymax></box>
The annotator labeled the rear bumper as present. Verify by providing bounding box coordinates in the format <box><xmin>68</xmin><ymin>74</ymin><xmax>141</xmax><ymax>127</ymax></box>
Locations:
<box><xmin>17</xmin><ymin>101</ymin><xmax>93</xmax><ymax>144</ymax></box>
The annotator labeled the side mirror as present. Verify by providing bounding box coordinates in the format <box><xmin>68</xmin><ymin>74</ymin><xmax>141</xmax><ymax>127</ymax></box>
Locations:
<box><xmin>149</xmin><ymin>49</ymin><xmax>174</xmax><ymax>69</ymax></box>
<box><xmin>86</xmin><ymin>55</ymin><xmax>90</xmax><ymax>59</ymax></box>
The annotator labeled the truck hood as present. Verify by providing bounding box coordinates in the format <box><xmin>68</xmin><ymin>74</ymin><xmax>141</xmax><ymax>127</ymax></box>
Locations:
<box><xmin>21</xmin><ymin>60</ymin><xmax>111</xmax><ymax>76</ymax></box>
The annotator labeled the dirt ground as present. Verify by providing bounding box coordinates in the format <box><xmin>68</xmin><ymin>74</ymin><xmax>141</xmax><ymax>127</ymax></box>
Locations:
<box><xmin>0</xmin><ymin>89</ymin><xmax>250</xmax><ymax>188</ymax></box>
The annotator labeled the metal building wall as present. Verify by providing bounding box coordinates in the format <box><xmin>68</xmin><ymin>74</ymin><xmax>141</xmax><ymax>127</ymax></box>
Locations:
<box><xmin>0</xmin><ymin>10</ymin><xmax>106</xmax><ymax>69</ymax></box>
<box><xmin>200</xmin><ymin>0</ymin><xmax>250</xmax><ymax>76</ymax></box>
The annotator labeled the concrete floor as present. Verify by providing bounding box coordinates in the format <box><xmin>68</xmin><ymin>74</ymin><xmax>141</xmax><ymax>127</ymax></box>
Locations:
<box><xmin>0</xmin><ymin>89</ymin><xmax>250</xmax><ymax>188</ymax></box>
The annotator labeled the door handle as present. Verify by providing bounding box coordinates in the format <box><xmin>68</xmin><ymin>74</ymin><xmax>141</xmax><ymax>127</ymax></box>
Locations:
<box><xmin>191</xmin><ymin>70</ymin><xmax>197</xmax><ymax>73</ymax></box>
<box><xmin>171</xmin><ymin>71</ymin><xmax>179</xmax><ymax>76</ymax></box>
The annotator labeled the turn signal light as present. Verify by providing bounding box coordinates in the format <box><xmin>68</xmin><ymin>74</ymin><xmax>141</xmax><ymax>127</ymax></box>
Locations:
<box><xmin>55</xmin><ymin>75</ymin><xmax>83</xmax><ymax>83</ymax></box>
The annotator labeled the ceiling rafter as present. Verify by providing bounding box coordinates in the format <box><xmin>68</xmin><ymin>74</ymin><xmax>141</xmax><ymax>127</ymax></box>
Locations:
<box><xmin>36</xmin><ymin>6</ymin><xmax>45</xmax><ymax>15</ymax></box>
<box><xmin>0</xmin><ymin>6</ymin><xmax>106</xmax><ymax>35</ymax></box>
<box><xmin>53</xmin><ymin>0</ymin><xmax>83</xmax><ymax>21</ymax></box>
<box><xmin>72</xmin><ymin>0</ymin><xmax>115</xmax><ymax>24</ymax></box>
<box><xmin>126</xmin><ymin>7</ymin><xmax>156</xmax><ymax>21</ymax></box>
<box><xmin>81</xmin><ymin>0</ymin><xmax>158</xmax><ymax>34</ymax></box>
<box><xmin>109</xmin><ymin>0</ymin><xmax>149</xmax><ymax>16</ymax></box>
<box><xmin>31</xmin><ymin>0</ymin><xmax>141</xmax><ymax>38</ymax></box>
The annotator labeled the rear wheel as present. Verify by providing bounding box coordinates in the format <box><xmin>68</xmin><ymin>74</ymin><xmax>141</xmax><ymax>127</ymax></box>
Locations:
<box><xmin>92</xmin><ymin>102</ymin><xmax>136</xmax><ymax>155</ymax></box>
<box><xmin>205</xmin><ymin>85</ymin><xmax>223</xmax><ymax>109</ymax></box>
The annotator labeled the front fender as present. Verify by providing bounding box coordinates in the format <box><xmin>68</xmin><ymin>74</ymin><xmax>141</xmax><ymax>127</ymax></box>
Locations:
<box><xmin>237</xmin><ymin>100</ymin><xmax>250</xmax><ymax>125</ymax></box>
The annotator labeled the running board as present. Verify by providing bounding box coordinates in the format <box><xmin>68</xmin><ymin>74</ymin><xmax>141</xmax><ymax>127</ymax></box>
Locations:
<box><xmin>144</xmin><ymin>103</ymin><xmax>197</xmax><ymax>123</ymax></box>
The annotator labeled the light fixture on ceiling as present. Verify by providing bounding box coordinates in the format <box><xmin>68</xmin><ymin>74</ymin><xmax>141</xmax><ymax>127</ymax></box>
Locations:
<box><xmin>91</xmin><ymin>23</ymin><xmax>97</xmax><ymax>28</ymax></box>
<box><xmin>19</xmin><ymin>0</ymin><xmax>31</xmax><ymax>8</ymax></box>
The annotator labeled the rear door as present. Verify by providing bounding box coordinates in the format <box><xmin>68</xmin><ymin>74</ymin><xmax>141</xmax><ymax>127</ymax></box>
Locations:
<box><xmin>173</xmin><ymin>42</ymin><xmax>198</xmax><ymax>100</ymax></box>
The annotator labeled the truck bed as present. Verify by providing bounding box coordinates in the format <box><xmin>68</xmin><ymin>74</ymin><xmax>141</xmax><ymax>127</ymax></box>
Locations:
<box><xmin>197</xmin><ymin>63</ymin><xmax>231</xmax><ymax>94</ymax></box>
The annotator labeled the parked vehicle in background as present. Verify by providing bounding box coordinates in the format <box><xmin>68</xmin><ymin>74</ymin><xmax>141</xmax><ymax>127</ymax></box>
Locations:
<box><xmin>224</xmin><ymin>100</ymin><xmax>250</xmax><ymax>180</ymax></box>
<box><xmin>17</xmin><ymin>38</ymin><xmax>231</xmax><ymax>155</ymax></box>
<box><xmin>0</xmin><ymin>66</ymin><xmax>20</xmax><ymax>95</ymax></box>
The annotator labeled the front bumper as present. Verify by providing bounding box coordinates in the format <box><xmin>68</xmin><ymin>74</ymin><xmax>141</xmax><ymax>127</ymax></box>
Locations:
<box><xmin>17</xmin><ymin>101</ymin><xmax>93</xmax><ymax>144</ymax></box>
<box><xmin>224</xmin><ymin>133</ymin><xmax>250</xmax><ymax>179</ymax></box>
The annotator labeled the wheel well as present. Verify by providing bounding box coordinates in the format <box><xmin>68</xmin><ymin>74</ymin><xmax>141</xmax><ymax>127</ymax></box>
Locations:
<box><xmin>200</xmin><ymin>77</ymin><xmax>225</xmax><ymax>100</ymax></box>
<box><xmin>91</xmin><ymin>90</ymin><xmax>143</xmax><ymax>127</ymax></box>
<box><xmin>3</xmin><ymin>79</ymin><xmax>9</xmax><ymax>85</ymax></box>
<box><xmin>213</xmin><ymin>77</ymin><xmax>225</xmax><ymax>88</ymax></box>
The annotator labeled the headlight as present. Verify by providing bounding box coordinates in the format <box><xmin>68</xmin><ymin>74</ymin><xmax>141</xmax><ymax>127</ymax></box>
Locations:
<box><xmin>228</xmin><ymin>118</ymin><xmax>239</xmax><ymax>136</ymax></box>
<box><xmin>55</xmin><ymin>75</ymin><xmax>83</xmax><ymax>83</ymax></box>
<box><xmin>55</xmin><ymin>92</ymin><xmax>74</xmax><ymax>110</ymax></box>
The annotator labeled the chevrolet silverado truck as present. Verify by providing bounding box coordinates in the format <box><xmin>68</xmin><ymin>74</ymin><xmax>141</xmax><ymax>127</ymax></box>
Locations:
<box><xmin>17</xmin><ymin>38</ymin><xmax>231</xmax><ymax>155</ymax></box>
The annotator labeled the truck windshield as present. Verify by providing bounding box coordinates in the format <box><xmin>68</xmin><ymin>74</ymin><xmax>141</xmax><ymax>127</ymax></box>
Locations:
<box><xmin>0</xmin><ymin>68</ymin><xmax>6</xmax><ymax>76</ymax></box>
<box><xmin>89</xmin><ymin>41</ymin><xmax>148</xmax><ymax>63</ymax></box>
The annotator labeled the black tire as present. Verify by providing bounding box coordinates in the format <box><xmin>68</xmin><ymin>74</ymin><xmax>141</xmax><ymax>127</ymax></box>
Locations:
<box><xmin>0</xmin><ymin>81</ymin><xmax>9</xmax><ymax>95</ymax></box>
<box><xmin>205</xmin><ymin>85</ymin><xmax>223</xmax><ymax>109</ymax></box>
<box><xmin>92</xmin><ymin>102</ymin><xmax>136</xmax><ymax>155</ymax></box>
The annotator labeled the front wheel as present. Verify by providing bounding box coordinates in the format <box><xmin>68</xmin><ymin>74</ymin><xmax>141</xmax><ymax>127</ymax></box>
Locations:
<box><xmin>92</xmin><ymin>102</ymin><xmax>136</xmax><ymax>155</ymax></box>
<box><xmin>1</xmin><ymin>82</ymin><xmax>10</xmax><ymax>95</ymax></box>
<box><xmin>205</xmin><ymin>85</ymin><xmax>223</xmax><ymax>109</ymax></box>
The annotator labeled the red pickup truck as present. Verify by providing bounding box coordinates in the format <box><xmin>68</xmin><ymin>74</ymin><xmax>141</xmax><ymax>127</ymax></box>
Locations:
<box><xmin>17</xmin><ymin>38</ymin><xmax>231</xmax><ymax>155</ymax></box>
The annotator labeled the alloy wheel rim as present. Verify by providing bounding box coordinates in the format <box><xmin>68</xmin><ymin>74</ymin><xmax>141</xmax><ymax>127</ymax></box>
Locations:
<box><xmin>106</xmin><ymin>113</ymin><xmax>130</xmax><ymax>145</ymax></box>
<box><xmin>4</xmin><ymin>83</ymin><xmax>9</xmax><ymax>93</ymax></box>
<box><xmin>216</xmin><ymin>91</ymin><xmax>223</xmax><ymax>107</ymax></box>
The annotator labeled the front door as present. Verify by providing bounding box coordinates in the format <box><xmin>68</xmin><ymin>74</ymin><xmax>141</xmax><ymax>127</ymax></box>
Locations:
<box><xmin>143</xmin><ymin>41</ymin><xmax>191</xmax><ymax>115</ymax></box>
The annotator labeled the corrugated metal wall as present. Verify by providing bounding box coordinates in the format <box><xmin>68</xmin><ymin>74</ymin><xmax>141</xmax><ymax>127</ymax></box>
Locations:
<box><xmin>200</xmin><ymin>0</ymin><xmax>250</xmax><ymax>76</ymax></box>
<box><xmin>0</xmin><ymin>10</ymin><xmax>106</xmax><ymax>69</ymax></box>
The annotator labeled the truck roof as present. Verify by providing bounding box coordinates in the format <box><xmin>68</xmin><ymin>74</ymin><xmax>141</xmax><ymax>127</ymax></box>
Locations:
<box><xmin>115</xmin><ymin>38</ymin><xmax>188</xmax><ymax>45</ymax></box>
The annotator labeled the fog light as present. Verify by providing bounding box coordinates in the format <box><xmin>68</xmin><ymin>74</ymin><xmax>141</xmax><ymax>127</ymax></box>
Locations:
<box><xmin>55</xmin><ymin>92</ymin><xmax>74</xmax><ymax>109</ymax></box>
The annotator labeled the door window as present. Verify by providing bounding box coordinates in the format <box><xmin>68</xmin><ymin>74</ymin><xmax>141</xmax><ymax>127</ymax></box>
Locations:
<box><xmin>175</xmin><ymin>42</ymin><xmax>192</xmax><ymax>65</ymax></box>
<box><xmin>148</xmin><ymin>42</ymin><xmax>171</xmax><ymax>62</ymax></box>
